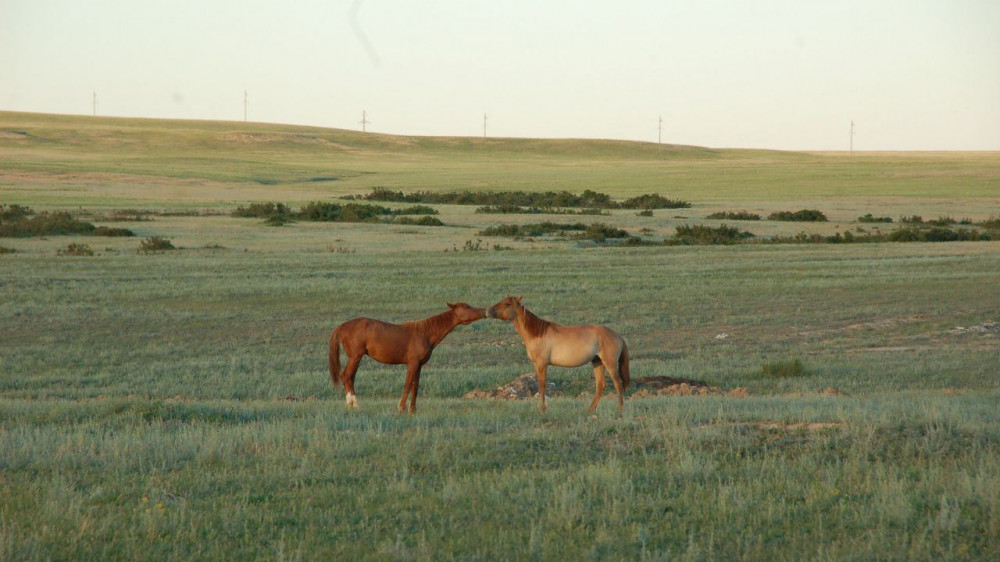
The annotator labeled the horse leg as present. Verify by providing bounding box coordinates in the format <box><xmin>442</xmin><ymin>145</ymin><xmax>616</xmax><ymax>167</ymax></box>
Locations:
<box><xmin>588</xmin><ymin>361</ymin><xmax>606</xmax><ymax>414</ymax></box>
<box><xmin>408</xmin><ymin>365</ymin><xmax>424</xmax><ymax>414</ymax></box>
<box><xmin>342</xmin><ymin>355</ymin><xmax>363</xmax><ymax>408</ymax></box>
<box><xmin>398</xmin><ymin>363</ymin><xmax>417</xmax><ymax>413</ymax></box>
<box><xmin>605</xmin><ymin>357</ymin><xmax>626</xmax><ymax>413</ymax></box>
<box><xmin>534</xmin><ymin>362</ymin><xmax>549</xmax><ymax>413</ymax></box>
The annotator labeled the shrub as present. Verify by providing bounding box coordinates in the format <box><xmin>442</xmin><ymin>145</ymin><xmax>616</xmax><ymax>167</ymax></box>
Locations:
<box><xmin>619</xmin><ymin>194</ymin><xmax>691</xmax><ymax>209</ymax></box>
<box><xmin>977</xmin><ymin>216</ymin><xmax>1000</xmax><ymax>229</ymax></box>
<box><xmin>392</xmin><ymin>216</ymin><xmax>444</xmax><ymax>226</ymax></box>
<box><xmin>107</xmin><ymin>209</ymin><xmax>152</xmax><ymax>221</ymax></box>
<box><xmin>0</xmin><ymin>209</ymin><xmax>97</xmax><ymax>237</ymax></box>
<box><xmin>929</xmin><ymin>216</ymin><xmax>957</xmax><ymax>226</ymax></box>
<box><xmin>857</xmin><ymin>213</ymin><xmax>893</xmax><ymax>223</ymax></box>
<box><xmin>636</xmin><ymin>209</ymin><xmax>654</xmax><ymax>217</ymax></box>
<box><xmin>92</xmin><ymin>226</ymin><xmax>135</xmax><ymax>237</ymax></box>
<box><xmin>396</xmin><ymin>205</ymin><xmax>438</xmax><ymax>215</ymax></box>
<box><xmin>706</xmin><ymin>210</ymin><xmax>761</xmax><ymax>221</ymax></box>
<box><xmin>478</xmin><ymin>224</ymin><xmax>524</xmax><ymax>237</ymax></box>
<box><xmin>476</xmin><ymin>204</ymin><xmax>540</xmax><ymax>214</ymax></box>
<box><xmin>899</xmin><ymin>215</ymin><xmax>924</xmax><ymax>224</ymax></box>
<box><xmin>669</xmin><ymin>224</ymin><xmax>755</xmax><ymax>245</ymax></box>
<box><xmin>767</xmin><ymin>209</ymin><xmax>828</xmax><ymax>222</ymax></box>
<box><xmin>139</xmin><ymin>237</ymin><xmax>176</xmax><ymax>253</ymax></box>
<box><xmin>0</xmin><ymin>204</ymin><xmax>32</xmax><ymax>222</ymax></box>
<box><xmin>761</xmin><ymin>359</ymin><xmax>806</xmax><ymax>378</ymax></box>
<box><xmin>57</xmin><ymin>243</ymin><xmax>94</xmax><ymax>256</ymax></box>
<box><xmin>0</xmin><ymin>245</ymin><xmax>16</xmax><ymax>254</ymax></box>
<box><xmin>572</xmin><ymin>223</ymin><xmax>629</xmax><ymax>242</ymax></box>
<box><xmin>478</xmin><ymin>222</ymin><xmax>626</xmax><ymax>240</ymax></box>
<box><xmin>232</xmin><ymin>202</ymin><xmax>293</xmax><ymax>219</ymax></box>
<box><xmin>355</xmin><ymin>188</ymin><xmax>687</xmax><ymax>210</ymax></box>
<box><xmin>618</xmin><ymin>236</ymin><xmax>658</xmax><ymax>247</ymax></box>
<box><xmin>887</xmin><ymin>227</ymin><xmax>992</xmax><ymax>243</ymax></box>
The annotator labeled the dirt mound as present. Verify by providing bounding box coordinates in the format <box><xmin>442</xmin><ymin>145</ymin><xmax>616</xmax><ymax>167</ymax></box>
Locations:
<box><xmin>628</xmin><ymin>376</ymin><xmax>749</xmax><ymax>398</ymax></box>
<box><xmin>948</xmin><ymin>321</ymin><xmax>998</xmax><ymax>335</ymax></box>
<box><xmin>464</xmin><ymin>374</ymin><xmax>749</xmax><ymax>400</ymax></box>
<box><xmin>463</xmin><ymin>373</ymin><xmax>558</xmax><ymax>400</ymax></box>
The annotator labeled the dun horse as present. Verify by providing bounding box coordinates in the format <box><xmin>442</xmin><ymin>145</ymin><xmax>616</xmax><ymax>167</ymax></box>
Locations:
<box><xmin>488</xmin><ymin>296</ymin><xmax>630</xmax><ymax>413</ymax></box>
<box><xmin>329</xmin><ymin>303</ymin><xmax>486</xmax><ymax>412</ymax></box>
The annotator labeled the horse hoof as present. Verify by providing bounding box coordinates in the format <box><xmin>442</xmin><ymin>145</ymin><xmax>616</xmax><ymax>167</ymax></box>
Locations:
<box><xmin>345</xmin><ymin>393</ymin><xmax>359</xmax><ymax>408</ymax></box>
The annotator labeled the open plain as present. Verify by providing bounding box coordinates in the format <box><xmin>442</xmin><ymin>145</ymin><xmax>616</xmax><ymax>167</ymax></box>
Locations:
<box><xmin>2</xmin><ymin>111</ymin><xmax>999</xmax><ymax>560</ymax></box>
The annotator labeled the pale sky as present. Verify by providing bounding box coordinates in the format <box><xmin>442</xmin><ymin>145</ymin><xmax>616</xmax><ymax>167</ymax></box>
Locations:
<box><xmin>2</xmin><ymin>0</ymin><xmax>999</xmax><ymax>150</ymax></box>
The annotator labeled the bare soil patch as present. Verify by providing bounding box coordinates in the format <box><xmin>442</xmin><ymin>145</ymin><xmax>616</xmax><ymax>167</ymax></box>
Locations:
<box><xmin>628</xmin><ymin>376</ymin><xmax>749</xmax><ymax>398</ymax></box>
<box><xmin>463</xmin><ymin>374</ymin><xmax>750</xmax><ymax>400</ymax></box>
<box><xmin>463</xmin><ymin>373</ymin><xmax>556</xmax><ymax>400</ymax></box>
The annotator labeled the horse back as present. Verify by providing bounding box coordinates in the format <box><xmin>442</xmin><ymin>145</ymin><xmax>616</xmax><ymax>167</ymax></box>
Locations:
<box><xmin>338</xmin><ymin>317</ymin><xmax>412</xmax><ymax>356</ymax></box>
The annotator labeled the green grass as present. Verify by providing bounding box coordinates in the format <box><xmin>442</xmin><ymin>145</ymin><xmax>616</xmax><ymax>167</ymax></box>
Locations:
<box><xmin>2</xmin><ymin>112</ymin><xmax>1000</xmax><ymax>560</ymax></box>
<box><xmin>4</xmin><ymin>111</ymin><xmax>1000</xmax><ymax>211</ymax></box>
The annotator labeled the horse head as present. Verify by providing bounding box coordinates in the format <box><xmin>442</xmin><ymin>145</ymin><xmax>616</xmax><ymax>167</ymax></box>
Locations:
<box><xmin>447</xmin><ymin>302</ymin><xmax>488</xmax><ymax>324</ymax></box>
<box><xmin>487</xmin><ymin>295</ymin><xmax>522</xmax><ymax>321</ymax></box>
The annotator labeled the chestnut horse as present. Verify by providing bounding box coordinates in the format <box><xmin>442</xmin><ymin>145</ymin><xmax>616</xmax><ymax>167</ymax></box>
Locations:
<box><xmin>329</xmin><ymin>303</ymin><xmax>486</xmax><ymax>412</ymax></box>
<box><xmin>488</xmin><ymin>296</ymin><xmax>630</xmax><ymax>413</ymax></box>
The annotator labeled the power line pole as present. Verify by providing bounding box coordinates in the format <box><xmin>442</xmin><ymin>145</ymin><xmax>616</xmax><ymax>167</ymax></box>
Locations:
<box><xmin>92</xmin><ymin>92</ymin><xmax>97</xmax><ymax>116</ymax></box>
<box><xmin>359</xmin><ymin>110</ymin><xmax>370</xmax><ymax>133</ymax></box>
<box><xmin>244</xmin><ymin>91</ymin><xmax>248</xmax><ymax>122</ymax></box>
<box><xmin>483</xmin><ymin>113</ymin><xmax>487</xmax><ymax>139</ymax></box>
<box><xmin>658</xmin><ymin>115</ymin><xmax>663</xmax><ymax>144</ymax></box>
<box><xmin>850</xmin><ymin>120</ymin><xmax>855</xmax><ymax>155</ymax></box>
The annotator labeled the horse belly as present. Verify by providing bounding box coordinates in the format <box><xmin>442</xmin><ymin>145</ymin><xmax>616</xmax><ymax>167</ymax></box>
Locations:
<box><xmin>360</xmin><ymin>322</ymin><xmax>412</xmax><ymax>365</ymax></box>
<box><xmin>549</xmin><ymin>342</ymin><xmax>599</xmax><ymax>368</ymax></box>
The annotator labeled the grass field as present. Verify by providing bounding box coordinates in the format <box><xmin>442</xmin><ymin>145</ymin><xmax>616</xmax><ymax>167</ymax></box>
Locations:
<box><xmin>2</xmin><ymin>111</ymin><xmax>999</xmax><ymax>560</ymax></box>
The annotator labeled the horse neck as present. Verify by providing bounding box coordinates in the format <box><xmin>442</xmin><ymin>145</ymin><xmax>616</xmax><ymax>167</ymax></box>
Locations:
<box><xmin>412</xmin><ymin>310</ymin><xmax>460</xmax><ymax>346</ymax></box>
<box><xmin>514</xmin><ymin>306</ymin><xmax>549</xmax><ymax>341</ymax></box>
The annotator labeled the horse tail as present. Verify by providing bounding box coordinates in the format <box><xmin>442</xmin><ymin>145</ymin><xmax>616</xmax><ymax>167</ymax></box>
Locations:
<box><xmin>329</xmin><ymin>326</ymin><xmax>342</xmax><ymax>387</ymax></box>
<box><xmin>619</xmin><ymin>338</ymin><xmax>631</xmax><ymax>389</ymax></box>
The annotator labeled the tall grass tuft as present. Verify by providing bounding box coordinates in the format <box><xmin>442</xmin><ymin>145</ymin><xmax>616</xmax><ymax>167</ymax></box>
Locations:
<box><xmin>761</xmin><ymin>359</ymin><xmax>807</xmax><ymax>378</ymax></box>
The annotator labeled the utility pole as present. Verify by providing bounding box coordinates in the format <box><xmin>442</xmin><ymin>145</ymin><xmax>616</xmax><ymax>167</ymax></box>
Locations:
<box><xmin>850</xmin><ymin>120</ymin><xmax>855</xmax><ymax>155</ymax></box>
<box><xmin>92</xmin><ymin>92</ymin><xmax>97</xmax><ymax>116</ymax></box>
<box><xmin>244</xmin><ymin>91</ymin><xmax>248</xmax><ymax>122</ymax></box>
<box><xmin>658</xmin><ymin>115</ymin><xmax>663</xmax><ymax>144</ymax></box>
<box><xmin>360</xmin><ymin>110</ymin><xmax>370</xmax><ymax>133</ymax></box>
<box><xmin>483</xmin><ymin>113</ymin><xmax>487</xmax><ymax>139</ymax></box>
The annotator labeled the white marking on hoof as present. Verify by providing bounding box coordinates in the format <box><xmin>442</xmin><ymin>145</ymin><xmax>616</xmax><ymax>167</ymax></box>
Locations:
<box><xmin>345</xmin><ymin>393</ymin><xmax>359</xmax><ymax>408</ymax></box>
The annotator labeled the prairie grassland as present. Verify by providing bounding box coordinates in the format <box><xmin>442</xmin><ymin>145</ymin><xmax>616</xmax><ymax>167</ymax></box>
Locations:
<box><xmin>3</xmin><ymin>111</ymin><xmax>1000</xmax><ymax>211</ymax></box>
<box><xmin>2</xmin><ymin>112</ymin><xmax>999</xmax><ymax>560</ymax></box>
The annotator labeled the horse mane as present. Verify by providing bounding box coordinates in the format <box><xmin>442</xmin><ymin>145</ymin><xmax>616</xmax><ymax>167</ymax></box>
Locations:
<box><xmin>518</xmin><ymin>306</ymin><xmax>551</xmax><ymax>338</ymax></box>
<box><xmin>408</xmin><ymin>309</ymin><xmax>457</xmax><ymax>339</ymax></box>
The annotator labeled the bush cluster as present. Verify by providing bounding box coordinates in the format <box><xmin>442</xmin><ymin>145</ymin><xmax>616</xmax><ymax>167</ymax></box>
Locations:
<box><xmin>478</xmin><ymin>221</ymin><xmax>629</xmax><ymax>242</ymax></box>
<box><xmin>977</xmin><ymin>216</ymin><xmax>1000</xmax><ymax>229</ymax></box>
<box><xmin>139</xmin><ymin>237</ymin><xmax>176</xmax><ymax>253</ymax></box>
<box><xmin>1</xmin><ymin>205</ymin><xmax>134</xmax><ymax>238</ymax></box>
<box><xmin>899</xmin><ymin>215</ymin><xmax>972</xmax><ymax>227</ymax></box>
<box><xmin>706</xmin><ymin>210</ymin><xmax>761</xmax><ymax>221</ymax></box>
<box><xmin>475</xmin><ymin>205</ymin><xmax>608</xmax><ymax>215</ymax></box>
<box><xmin>668</xmin><ymin>224</ymin><xmax>755</xmax><ymax>245</ymax></box>
<box><xmin>231</xmin><ymin>201</ymin><xmax>441</xmax><ymax>226</ymax></box>
<box><xmin>57</xmin><ymin>243</ymin><xmax>95</xmax><ymax>256</ymax></box>
<box><xmin>857</xmin><ymin>213</ymin><xmax>893</xmax><ymax>223</ymax></box>
<box><xmin>769</xmin><ymin>226</ymin><xmax>996</xmax><ymax>244</ymax></box>
<box><xmin>393</xmin><ymin>216</ymin><xmax>444</xmax><ymax>226</ymax></box>
<box><xmin>767</xmin><ymin>209</ymin><xmax>828</xmax><ymax>222</ymax></box>
<box><xmin>354</xmin><ymin>188</ymin><xmax>690</xmax><ymax>210</ymax></box>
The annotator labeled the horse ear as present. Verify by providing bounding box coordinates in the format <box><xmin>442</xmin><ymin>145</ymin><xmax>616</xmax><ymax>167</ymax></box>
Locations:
<box><xmin>515</xmin><ymin>295</ymin><xmax>523</xmax><ymax>303</ymax></box>
<box><xmin>447</xmin><ymin>302</ymin><xmax>456</xmax><ymax>309</ymax></box>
